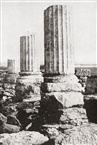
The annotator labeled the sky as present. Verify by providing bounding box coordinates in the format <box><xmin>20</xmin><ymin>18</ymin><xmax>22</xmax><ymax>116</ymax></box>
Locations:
<box><xmin>0</xmin><ymin>1</ymin><xmax>97</xmax><ymax>70</ymax></box>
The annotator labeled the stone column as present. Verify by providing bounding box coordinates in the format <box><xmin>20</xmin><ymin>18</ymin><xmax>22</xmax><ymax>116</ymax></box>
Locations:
<box><xmin>40</xmin><ymin>5</ymin><xmax>87</xmax><ymax>124</ymax></box>
<box><xmin>16</xmin><ymin>34</ymin><xmax>43</xmax><ymax>102</ymax></box>
<box><xmin>7</xmin><ymin>59</ymin><xmax>15</xmax><ymax>74</ymax></box>
<box><xmin>3</xmin><ymin>59</ymin><xmax>18</xmax><ymax>100</ymax></box>
<box><xmin>44</xmin><ymin>5</ymin><xmax>74</xmax><ymax>75</ymax></box>
<box><xmin>20</xmin><ymin>34</ymin><xmax>39</xmax><ymax>73</ymax></box>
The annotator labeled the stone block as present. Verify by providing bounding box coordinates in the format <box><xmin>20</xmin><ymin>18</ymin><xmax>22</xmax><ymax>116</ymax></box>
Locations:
<box><xmin>59</xmin><ymin>107</ymin><xmax>88</xmax><ymax>125</ymax></box>
<box><xmin>15</xmin><ymin>84</ymin><xmax>41</xmax><ymax>102</ymax></box>
<box><xmin>55</xmin><ymin>123</ymin><xmax>97</xmax><ymax>145</ymax></box>
<box><xmin>4</xmin><ymin>89</ymin><xmax>15</xmax><ymax>96</ymax></box>
<box><xmin>16</xmin><ymin>75</ymin><xmax>43</xmax><ymax>85</ymax></box>
<box><xmin>41</xmin><ymin>92</ymin><xmax>84</xmax><ymax>108</ymax></box>
<box><xmin>3</xmin><ymin>74</ymin><xmax>18</xmax><ymax>83</ymax></box>
<box><xmin>75</xmin><ymin>68</ymin><xmax>91</xmax><ymax>77</ymax></box>
<box><xmin>15</xmin><ymin>75</ymin><xmax>43</xmax><ymax>102</ymax></box>
<box><xmin>0</xmin><ymin>131</ymin><xmax>49</xmax><ymax>145</ymax></box>
<box><xmin>41</xmin><ymin>82</ymin><xmax>83</xmax><ymax>92</ymax></box>
<box><xmin>44</xmin><ymin>74</ymin><xmax>79</xmax><ymax>83</ymax></box>
<box><xmin>3</xmin><ymin>92</ymin><xmax>14</xmax><ymax>97</ymax></box>
<box><xmin>4</xmin><ymin>83</ymin><xmax>15</xmax><ymax>89</ymax></box>
<box><xmin>0</xmin><ymin>113</ymin><xmax>7</xmax><ymax>124</ymax></box>
<box><xmin>0</xmin><ymin>123</ymin><xmax>20</xmax><ymax>133</ymax></box>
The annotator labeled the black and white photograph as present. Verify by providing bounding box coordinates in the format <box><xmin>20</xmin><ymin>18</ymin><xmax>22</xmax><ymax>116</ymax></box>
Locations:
<box><xmin>0</xmin><ymin>0</ymin><xmax>97</xmax><ymax>144</ymax></box>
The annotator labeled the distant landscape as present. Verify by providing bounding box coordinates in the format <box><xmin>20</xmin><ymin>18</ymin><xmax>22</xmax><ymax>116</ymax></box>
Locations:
<box><xmin>0</xmin><ymin>64</ymin><xmax>97</xmax><ymax>76</ymax></box>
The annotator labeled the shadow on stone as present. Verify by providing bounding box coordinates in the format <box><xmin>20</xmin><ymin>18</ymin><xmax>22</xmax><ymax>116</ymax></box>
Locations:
<box><xmin>84</xmin><ymin>96</ymin><xmax>97</xmax><ymax>123</ymax></box>
<box><xmin>41</xmin><ymin>139</ymin><xmax>55</xmax><ymax>145</ymax></box>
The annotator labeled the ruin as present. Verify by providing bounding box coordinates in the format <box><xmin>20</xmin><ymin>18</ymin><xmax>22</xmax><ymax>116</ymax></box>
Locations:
<box><xmin>41</xmin><ymin>5</ymin><xmax>84</xmax><ymax>108</ymax></box>
<box><xmin>0</xmin><ymin>4</ymin><xmax>97</xmax><ymax>145</ymax></box>
<box><xmin>3</xmin><ymin>59</ymin><xmax>18</xmax><ymax>100</ymax></box>
<box><xmin>15</xmin><ymin>34</ymin><xmax>43</xmax><ymax>102</ymax></box>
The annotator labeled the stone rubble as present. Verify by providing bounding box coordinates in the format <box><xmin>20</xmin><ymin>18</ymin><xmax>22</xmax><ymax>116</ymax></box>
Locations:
<box><xmin>0</xmin><ymin>131</ymin><xmax>49</xmax><ymax>145</ymax></box>
<box><xmin>0</xmin><ymin>4</ymin><xmax>97</xmax><ymax>145</ymax></box>
<box><xmin>3</xmin><ymin>73</ymin><xmax>18</xmax><ymax>101</ymax></box>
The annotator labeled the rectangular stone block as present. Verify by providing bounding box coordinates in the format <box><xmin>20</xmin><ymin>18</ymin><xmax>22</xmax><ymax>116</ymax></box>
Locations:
<box><xmin>41</xmin><ymin>82</ymin><xmax>83</xmax><ymax>92</ymax></box>
<box><xmin>4</xmin><ymin>83</ymin><xmax>15</xmax><ymax>90</ymax></box>
<box><xmin>59</xmin><ymin>107</ymin><xmax>88</xmax><ymax>125</ymax></box>
<box><xmin>41</xmin><ymin>92</ymin><xmax>84</xmax><ymax>108</ymax></box>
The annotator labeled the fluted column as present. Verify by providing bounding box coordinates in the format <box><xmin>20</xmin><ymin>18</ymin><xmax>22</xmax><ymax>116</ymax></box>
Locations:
<box><xmin>41</xmin><ymin>5</ymin><xmax>84</xmax><ymax>115</ymax></box>
<box><xmin>16</xmin><ymin>33</ymin><xmax>42</xmax><ymax>102</ymax></box>
<box><xmin>40</xmin><ymin>5</ymin><xmax>86</xmax><ymax>125</ymax></box>
<box><xmin>44</xmin><ymin>5</ymin><xmax>74</xmax><ymax>75</ymax></box>
<box><xmin>20</xmin><ymin>34</ymin><xmax>39</xmax><ymax>73</ymax></box>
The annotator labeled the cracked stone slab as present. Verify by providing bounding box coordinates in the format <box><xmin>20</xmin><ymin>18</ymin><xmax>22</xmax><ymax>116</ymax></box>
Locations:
<box><xmin>41</xmin><ymin>92</ymin><xmax>84</xmax><ymax>108</ymax></box>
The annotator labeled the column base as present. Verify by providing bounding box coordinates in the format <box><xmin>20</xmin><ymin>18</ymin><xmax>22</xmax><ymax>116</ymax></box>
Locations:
<box><xmin>3</xmin><ymin>73</ymin><xmax>18</xmax><ymax>83</ymax></box>
<box><xmin>15</xmin><ymin>73</ymin><xmax>43</xmax><ymax>102</ymax></box>
<box><xmin>41</xmin><ymin>75</ymin><xmax>84</xmax><ymax>108</ymax></box>
<box><xmin>19</xmin><ymin>71</ymin><xmax>42</xmax><ymax>76</ymax></box>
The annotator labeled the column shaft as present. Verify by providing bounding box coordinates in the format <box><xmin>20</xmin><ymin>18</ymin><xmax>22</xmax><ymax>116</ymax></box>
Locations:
<box><xmin>7</xmin><ymin>59</ymin><xmax>15</xmax><ymax>74</ymax></box>
<box><xmin>20</xmin><ymin>34</ymin><xmax>39</xmax><ymax>73</ymax></box>
<box><xmin>44</xmin><ymin>5</ymin><xmax>74</xmax><ymax>75</ymax></box>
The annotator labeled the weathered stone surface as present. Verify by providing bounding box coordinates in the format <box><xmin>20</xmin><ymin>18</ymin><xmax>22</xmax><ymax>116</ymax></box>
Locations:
<box><xmin>41</xmin><ymin>124</ymin><xmax>59</xmax><ymax>139</ymax></box>
<box><xmin>4</xmin><ymin>83</ymin><xmax>15</xmax><ymax>90</ymax></box>
<box><xmin>44</xmin><ymin>74</ymin><xmax>79</xmax><ymax>83</ymax></box>
<box><xmin>20</xmin><ymin>34</ymin><xmax>40</xmax><ymax>72</ymax></box>
<box><xmin>0</xmin><ymin>131</ymin><xmax>49</xmax><ymax>145</ymax></box>
<box><xmin>41</xmin><ymin>82</ymin><xmax>83</xmax><ymax>92</ymax></box>
<box><xmin>44</xmin><ymin>5</ymin><xmax>74</xmax><ymax>75</ymax></box>
<box><xmin>17</xmin><ymin>102</ymin><xmax>34</xmax><ymax>110</ymax></box>
<box><xmin>4</xmin><ymin>89</ymin><xmax>15</xmax><ymax>95</ymax></box>
<box><xmin>59</xmin><ymin>107</ymin><xmax>88</xmax><ymax>125</ymax></box>
<box><xmin>75</xmin><ymin>68</ymin><xmax>91</xmax><ymax>77</ymax></box>
<box><xmin>19</xmin><ymin>71</ymin><xmax>42</xmax><ymax>76</ymax></box>
<box><xmin>3</xmin><ymin>74</ymin><xmax>18</xmax><ymax>83</ymax></box>
<box><xmin>15</xmin><ymin>75</ymin><xmax>43</xmax><ymax>102</ymax></box>
<box><xmin>3</xmin><ymin>83</ymin><xmax>16</xmax><ymax>98</ymax></box>
<box><xmin>16</xmin><ymin>75</ymin><xmax>43</xmax><ymax>84</ymax></box>
<box><xmin>3</xmin><ymin>91</ymin><xmax>15</xmax><ymax>97</ymax></box>
<box><xmin>0</xmin><ymin>123</ymin><xmax>20</xmax><ymax>133</ymax></box>
<box><xmin>23</xmin><ymin>96</ymin><xmax>41</xmax><ymax>102</ymax></box>
<box><xmin>16</xmin><ymin>101</ymin><xmax>40</xmax><ymax>129</ymax></box>
<box><xmin>7</xmin><ymin>115</ymin><xmax>21</xmax><ymax>127</ymax></box>
<box><xmin>2</xmin><ymin>103</ymin><xmax>18</xmax><ymax>117</ymax></box>
<box><xmin>0</xmin><ymin>113</ymin><xmax>7</xmax><ymax>124</ymax></box>
<box><xmin>55</xmin><ymin>123</ymin><xmax>97</xmax><ymax>145</ymax></box>
<box><xmin>41</xmin><ymin>92</ymin><xmax>84</xmax><ymax>108</ymax></box>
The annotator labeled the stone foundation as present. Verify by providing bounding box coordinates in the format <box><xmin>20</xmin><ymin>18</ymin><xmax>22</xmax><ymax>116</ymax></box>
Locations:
<box><xmin>15</xmin><ymin>74</ymin><xmax>43</xmax><ymax>102</ymax></box>
<box><xmin>3</xmin><ymin>73</ymin><xmax>18</xmax><ymax>100</ymax></box>
<box><xmin>41</xmin><ymin>75</ymin><xmax>84</xmax><ymax>108</ymax></box>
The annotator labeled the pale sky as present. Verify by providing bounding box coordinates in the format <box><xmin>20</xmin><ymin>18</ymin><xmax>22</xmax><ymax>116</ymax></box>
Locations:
<box><xmin>1</xmin><ymin>1</ymin><xmax>97</xmax><ymax>69</ymax></box>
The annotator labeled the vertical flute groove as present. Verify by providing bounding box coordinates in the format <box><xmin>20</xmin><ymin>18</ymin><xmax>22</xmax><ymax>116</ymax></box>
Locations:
<box><xmin>20</xmin><ymin>34</ymin><xmax>39</xmax><ymax>73</ymax></box>
<box><xmin>44</xmin><ymin>5</ymin><xmax>74</xmax><ymax>75</ymax></box>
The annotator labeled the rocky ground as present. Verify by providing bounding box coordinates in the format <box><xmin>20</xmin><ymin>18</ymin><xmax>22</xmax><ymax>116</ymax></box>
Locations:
<box><xmin>0</xmin><ymin>93</ymin><xmax>97</xmax><ymax>145</ymax></box>
<box><xmin>0</xmin><ymin>73</ymin><xmax>97</xmax><ymax>145</ymax></box>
